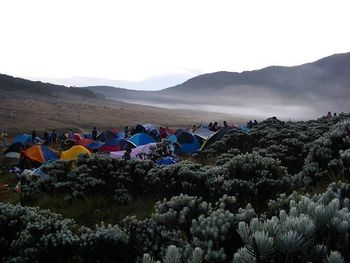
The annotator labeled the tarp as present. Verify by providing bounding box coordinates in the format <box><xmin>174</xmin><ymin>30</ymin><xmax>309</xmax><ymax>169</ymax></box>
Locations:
<box><xmin>60</xmin><ymin>145</ymin><xmax>91</xmax><ymax>161</ymax></box>
<box><xmin>129</xmin><ymin>133</ymin><xmax>156</xmax><ymax>146</ymax></box>
<box><xmin>78</xmin><ymin>139</ymin><xmax>104</xmax><ymax>150</ymax></box>
<box><xmin>99</xmin><ymin>138</ymin><xmax>136</xmax><ymax>152</ymax></box>
<box><xmin>200</xmin><ymin>127</ymin><xmax>234</xmax><ymax>151</ymax></box>
<box><xmin>239</xmin><ymin>125</ymin><xmax>251</xmax><ymax>133</ymax></box>
<box><xmin>194</xmin><ymin>128</ymin><xmax>215</xmax><ymax>140</ymax></box>
<box><xmin>175</xmin><ymin>130</ymin><xmax>201</xmax><ymax>154</ymax></box>
<box><xmin>3</xmin><ymin>142</ymin><xmax>25</xmax><ymax>159</ymax></box>
<box><xmin>110</xmin><ymin>143</ymin><xmax>156</xmax><ymax>159</ymax></box>
<box><xmin>156</xmin><ymin>156</ymin><xmax>177</xmax><ymax>165</ymax></box>
<box><xmin>25</xmin><ymin>145</ymin><xmax>59</xmax><ymax>163</ymax></box>
<box><xmin>13</xmin><ymin>134</ymin><xmax>32</xmax><ymax>145</ymax></box>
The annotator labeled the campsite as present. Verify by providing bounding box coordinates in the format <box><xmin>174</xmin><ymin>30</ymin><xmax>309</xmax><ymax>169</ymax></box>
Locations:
<box><xmin>2</xmin><ymin>114</ymin><xmax>350</xmax><ymax>262</ymax></box>
<box><xmin>2</xmin><ymin>1</ymin><xmax>350</xmax><ymax>262</ymax></box>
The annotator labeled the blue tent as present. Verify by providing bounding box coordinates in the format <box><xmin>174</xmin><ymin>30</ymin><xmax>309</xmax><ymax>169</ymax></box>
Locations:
<box><xmin>175</xmin><ymin>130</ymin><xmax>201</xmax><ymax>154</ymax></box>
<box><xmin>239</xmin><ymin>125</ymin><xmax>251</xmax><ymax>133</ymax></box>
<box><xmin>156</xmin><ymin>157</ymin><xmax>177</xmax><ymax>165</ymax></box>
<box><xmin>129</xmin><ymin>133</ymin><xmax>156</xmax><ymax>146</ymax></box>
<box><xmin>13</xmin><ymin>134</ymin><xmax>32</xmax><ymax>145</ymax></box>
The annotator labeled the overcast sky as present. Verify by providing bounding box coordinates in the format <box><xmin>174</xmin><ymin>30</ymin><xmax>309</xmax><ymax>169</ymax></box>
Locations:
<box><xmin>0</xmin><ymin>0</ymin><xmax>349</xmax><ymax>90</ymax></box>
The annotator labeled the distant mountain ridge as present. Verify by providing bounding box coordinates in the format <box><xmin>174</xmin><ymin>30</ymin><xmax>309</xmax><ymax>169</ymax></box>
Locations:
<box><xmin>84</xmin><ymin>52</ymin><xmax>350</xmax><ymax>111</ymax></box>
<box><xmin>0</xmin><ymin>73</ymin><xmax>102</xmax><ymax>100</ymax></box>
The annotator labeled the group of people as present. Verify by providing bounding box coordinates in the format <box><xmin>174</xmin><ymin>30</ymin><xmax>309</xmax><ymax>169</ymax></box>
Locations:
<box><xmin>246</xmin><ymin>120</ymin><xmax>259</xmax><ymax>129</ymax></box>
<box><xmin>31</xmin><ymin>129</ymin><xmax>58</xmax><ymax>145</ymax></box>
<box><xmin>323</xmin><ymin>111</ymin><xmax>345</xmax><ymax>118</ymax></box>
<box><xmin>207</xmin><ymin>121</ymin><xmax>229</xmax><ymax>132</ymax></box>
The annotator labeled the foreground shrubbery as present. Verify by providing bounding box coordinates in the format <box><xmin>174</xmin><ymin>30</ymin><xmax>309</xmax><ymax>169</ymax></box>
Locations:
<box><xmin>2</xmin><ymin>182</ymin><xmax>350</xmax><ymax>262</ymax></box>
<box><xmin>3</xmin><ymin>115</ymin><xmax>350</xmax><ymax>262</ymax></box>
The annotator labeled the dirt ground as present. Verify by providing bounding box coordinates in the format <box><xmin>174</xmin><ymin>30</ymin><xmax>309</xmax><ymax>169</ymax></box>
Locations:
<box><xmin>0</xmin><ymin>96</ymin><xmax>247</xmax><ymax>135</ymax></box>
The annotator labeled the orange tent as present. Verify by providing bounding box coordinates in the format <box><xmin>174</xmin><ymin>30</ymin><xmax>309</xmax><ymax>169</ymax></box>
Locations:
<box><xmin>24</xmin><ymin>145</ymin><xmax>59</xmax><ymax>163</ymax></box>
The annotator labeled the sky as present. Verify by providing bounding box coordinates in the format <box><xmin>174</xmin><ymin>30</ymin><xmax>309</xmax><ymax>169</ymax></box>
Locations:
<box><xmin>0</xmin><ymin>0</ymin><xmax>350</xmax><ymax>90</ymax></box>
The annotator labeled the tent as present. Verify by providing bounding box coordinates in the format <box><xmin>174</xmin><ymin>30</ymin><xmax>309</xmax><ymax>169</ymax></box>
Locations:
<box><xmin>129</xmin><ymin>133</ymin><xmax>156</xmax><ymax>146</ymax></box>
<box><xmin>200</xmin><ymin>127</ymin><xmax>234</xmax><ymax>151</ymax></box>
<box><xmin>73</xmin><ymin>133</ymin><xmax>83</xmax><ymax>142</ymax></box>
<box><xmin>175</xmin><ymin>130</ymin><xmax>201</xmax><ymax>154</ymax></box>
<box><xmin>97</xmin><ymin>130</ymin><xmax>120</xmax><ymax>143</ymax></box>
<box><xmin>110</xmin><ymin>143</ymin><xmax>156</xmax><ymax>159</ymax></box>
<box><xmin>24</xmin><ymin>145</ymin><xmax>59</xmax><ymax>164</ymax></box>
<box><xmin>78</xmin><ymin>139</ymin><xmax>104</xmax><ymax>151</ymax></box>
<box><xmin>99</xmin><ymin>138</ymin><xmax>136</xmax><ymax>152</ymax></box>
<box><xmin>194</xmin><ymin>128</ymin><xmax>215</xmax><ymax>140</ymax></box>
<box><xmin>13</xmin><ymin>134</ymin><xmax>32</xmax><ymax>145</ymax></box>
<box><xmin>60</xmin><ymin>145</ymin><xmax>91</xmax><ymax>161</ymax></box>
<box><xmin>3</xmin><ymin>142</ymin><xmax>25</xmax><ymax>159</ymax></box>
<box><xmin>82</xmin><ymin>133</ymin><xmax>92</xmax><ymax>139</ymax></box>
<box><xmin>143</xmin><ymin>123</ymin><xmax>160</xmax><ymax>140</ymax></box>
<box><xmin>156</xmin><ymin>156</ymin><xmax>177</xmax><ymax>165</ymax></box>
<box><xmin>239</xmin><ymin>125</ymin><xmax>251</xmax><ymax>133</ymax></box>
<box><xmin>134</xmin><ymin>124</ymin><xmax>147</xmax><ymax>134</ymax></box>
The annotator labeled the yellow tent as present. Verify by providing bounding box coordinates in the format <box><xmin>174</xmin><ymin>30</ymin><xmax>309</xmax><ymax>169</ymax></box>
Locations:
<box><xmin>60</xmin><ymin>145</ymin><xmax>91</xmax><ymax>161</ymax></box>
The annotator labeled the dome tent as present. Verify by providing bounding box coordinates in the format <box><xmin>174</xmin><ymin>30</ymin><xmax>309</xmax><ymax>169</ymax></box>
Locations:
<box><xmin>24</xmin><ymin>145</ymin><xmax>59</xmax><ymax>164</ymax></box>
<box><xmin>129</xmin><ymin>133</ymin><xmax>156</xmax><ymax>146</ymax></box>
<box><xmin>78</xmin><ymin>139</ymin><xmax>104</xmax><ymax>151</ymax></box>
<box><xmin>13</xmin><ymin>134</ymin><xmax>32</xmax><ymax>146</ymax></box>
<box><xmin>99</xmin><ymin>138</ymin><xmax>136</xmax><ymax>152</ymax></box>
<box><xmin>174</xmin><ymin>129</ymin><xmax>201</xmax><ymax>154</ymax></box>
<box><xmin>200</xmin><ymin>127</ymin><xmax>233</xmax><ymax>151</ymax></box>
<box><xmin>60</xmin><ymin>145</ymin><xmax>91</xmax><ymax>161</ymax></box>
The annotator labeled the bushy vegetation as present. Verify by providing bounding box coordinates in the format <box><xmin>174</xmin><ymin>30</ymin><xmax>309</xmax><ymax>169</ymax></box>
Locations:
<box><xmin>2</xmin><ymin>115</ymin><xmax>350</xmax><ymax>262</ymax></box>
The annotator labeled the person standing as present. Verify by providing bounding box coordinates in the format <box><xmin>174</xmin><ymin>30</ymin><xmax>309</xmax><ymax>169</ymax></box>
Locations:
<box><xmin>51</xmin><ymin>129</ymin><xmax>57</xmax><ymax>144</ymax></box>
<box><xmin>43</xmin><ymin>130</ymin><xmax>49</xmax><ymax>145</ymax></box>
<box><xmin>1</xmin><ymin>131</ymin><xmax>8</xmax><ymax>147</ymax></box>
<box><xmin>92</xmin><ymin>127</ymin><xmax>97</xmax><ymax>140</ymax></box>
<box><xmin>68</xmin><ymin>129</ymin><xmax>74</xmax><ymax>140</ymax></box>
<box><xmin>123</xmin><ymin>148</ymin><xmax>132</xmax><ymax>161</ymax></box>
<box><xmin>124</xmin><ymin>126</ymin><xmax>129</xmax><ymax>139</ymax></box>
<box><xmin>31</xmin><ymin>130</ymin><xmax>37</xmax><ymax>144</ymax></box>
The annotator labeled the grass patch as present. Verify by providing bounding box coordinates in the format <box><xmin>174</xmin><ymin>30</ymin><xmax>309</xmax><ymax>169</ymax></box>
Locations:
<box><xmin>33</xmin><ymin>195</ymin><xmax>155</xmax><ymax>227</ymax></box>
<box><xmin>0</xmin><ymin>160</ymin><xmax>20</xmax><ymax>204</ymax></box>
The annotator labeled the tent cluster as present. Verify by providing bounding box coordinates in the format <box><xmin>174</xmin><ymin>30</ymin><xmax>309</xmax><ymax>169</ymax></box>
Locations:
<box><xmin>3</xmin><ymin>123</ymin><xmax>250</xmax><ymax>168</ymax></box>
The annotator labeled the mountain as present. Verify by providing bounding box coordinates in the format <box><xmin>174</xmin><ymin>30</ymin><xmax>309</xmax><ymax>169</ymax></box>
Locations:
<box><xmin>0</xmin><ymin>73</ymin><xmax>234</xmax><ymax>133</ymax></box>
<box><xmin>85</xmin><ymin>52</ymin><xmax>350</xmax><ymax>117</ymax></box>
<box><xmin>0</xmin><ymin>73</ymin><xmax>103</xmax><ymax>100</ymax></box>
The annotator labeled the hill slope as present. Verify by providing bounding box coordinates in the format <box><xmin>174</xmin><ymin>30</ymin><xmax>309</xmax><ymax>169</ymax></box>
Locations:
<box><xmin>85</xmin><ymin>52</ymin><xmax>350</xmax><ymax>116</ymax></box>
<box><xmin>0</xmin><ymin>74</ymin><xmax>234</xmax><ymax>133</ymax></box>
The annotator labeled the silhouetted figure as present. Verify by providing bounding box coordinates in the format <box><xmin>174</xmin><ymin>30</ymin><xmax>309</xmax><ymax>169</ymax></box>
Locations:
<box><xmin>247</xmin><ymin>120</ymin><xmax>253</xmax><ymax>129</ymax></box>
<box><xmin>208</xmin><ymin>122</ymin><xmax>213</xmax><ymax>130</ymax></box>
<box><xmin>334</xmin><ymin>112</ymin><xmax>337</xmax><ymax>117</ymax></box>
<box><xmin>43</xmin><ymin>130</ymin><xmax>49</xmax><ymax>145</ymax></box>
<box><xmin>124</xmin><ymin>126</ymin><xmax>129</xmax><ymax>138</ymax></box>
<box><xmin>253</xmin><ymin>120</ymin><xmax>258</xmax><ymax>126</ymax></box>
<box><xmin>92</xmin><ymin>127</ymin><xmax>97</xmax><ymax>140</ymax></box>
<box><xmin>31</xmin><ymin>130</ymin><xmax>37</xmax><ymax>144</ymax></box>
<box><xmin>123</xmin><ymin>148</ymin><xmax>132</xmax><ymax>161</ymax></box>
<box><xmin>68</xmin><ymin>129</ymin><xmax>74</xmax><ymax>140</ymax></box>
<box><xmin>51</xmin><ymin>129</ymin><xmax>57</xmax><ymax>144</ymax></box>
<box><xmin>327</xmin><ymin>112</ymin><xmax>332</xmax><ymax>118</ymax></box>
<box><xmin>160</xmin><ymin>127</ymin><xmax>167</xmax><ymax>140</ymax></box>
